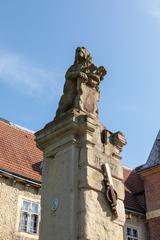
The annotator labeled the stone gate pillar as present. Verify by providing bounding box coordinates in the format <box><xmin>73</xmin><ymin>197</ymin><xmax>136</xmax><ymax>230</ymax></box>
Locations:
<box><xmin>35</xmin><ymin>47</ymin><xmax>126</xmax><ymax>240</ymax></box>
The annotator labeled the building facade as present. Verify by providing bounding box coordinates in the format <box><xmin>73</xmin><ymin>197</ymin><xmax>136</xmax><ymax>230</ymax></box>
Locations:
<box><xmin>136</xmin><ymin>131</ymin><xmax>160</xmax><ymax>240</ymax></box>
<box><xmin>0</xmin><ymin>119</ymin><xmax>42</xmax><ymax>240</ymax></box>
<box><xmin>0</xmin><ymin>118</ymin><xmax>159</xmax><ymax>239</ymax></box>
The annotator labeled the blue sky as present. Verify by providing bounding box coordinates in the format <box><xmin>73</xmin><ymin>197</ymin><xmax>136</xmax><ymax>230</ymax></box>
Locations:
<box><xmin>0</xmin><ymin>0</ymin><xmax>160</xmax><ymax>168</ymax></box>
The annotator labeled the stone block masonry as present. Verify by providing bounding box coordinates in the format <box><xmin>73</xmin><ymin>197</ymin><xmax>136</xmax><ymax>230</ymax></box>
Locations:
<box><xmin>35</xmin><ymin>47</ymin><xmax>126</xmax><ymax>240</ymax></box>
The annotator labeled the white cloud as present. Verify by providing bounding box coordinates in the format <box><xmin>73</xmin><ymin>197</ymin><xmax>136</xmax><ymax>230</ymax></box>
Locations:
<box><xmin>135</xmin><ymin>0</ymin><xmax>160</xmax><ymax>20</ymax></box>
<box><xmin>149</xmin><ymin>0</ymin><xmax>160</xmax><ymax>20</ymax></box>
<box><xmin>0</xmin><ymin>51</ymin><xmax>63</xmax><ymax>100</ymax></box>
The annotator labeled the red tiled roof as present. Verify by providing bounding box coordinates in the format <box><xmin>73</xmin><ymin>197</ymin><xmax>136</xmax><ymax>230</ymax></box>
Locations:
<box><xmin>123</xmin><ymin>167</ymin><xmax>146</xmax><ymax>213</ymax></box>
<box><xmin>0</xmin><ymin>120</ymin><xmax>43</xmax><ymax>182</ymax></box>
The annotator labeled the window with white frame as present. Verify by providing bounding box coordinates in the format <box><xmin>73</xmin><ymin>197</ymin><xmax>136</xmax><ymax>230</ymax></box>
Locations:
<box><xmin>19</xmin><ymin>199</ymin><xmax>40</xmax><ymax>235</ymax></box>
<box><xmin>126</xmin><ymin>226</ymin><xmax>139</xmax><ymax>240</ymax></box>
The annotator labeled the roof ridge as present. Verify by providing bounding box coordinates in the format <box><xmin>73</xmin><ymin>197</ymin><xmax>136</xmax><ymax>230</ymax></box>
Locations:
<box><xmin>142</xmin><ymin>130</ymin><xmax>160</xmax><ymax>169</ymax></box>
<box><xmin>123</xmin><ymin>165</ymin><xmax>133</xmax><ymax>171</ymax></box>
<box><xmin>0</xmin><ymin>118</ymin><xmax>34</xmax><ymax>135</ymax></box>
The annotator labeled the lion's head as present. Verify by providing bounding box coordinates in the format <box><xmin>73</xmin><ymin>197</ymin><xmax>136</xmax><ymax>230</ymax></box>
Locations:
<box><xmin>74</xmin><ymin>47</ymin><xmax>92</xmax><ymax>65</ymax></box>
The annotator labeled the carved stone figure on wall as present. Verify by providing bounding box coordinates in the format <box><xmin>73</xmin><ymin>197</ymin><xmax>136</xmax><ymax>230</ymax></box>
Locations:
<box><xmin>55</xmin><ymin>47</ymin><xmax>107</xmax><ymax>118</ymax></box>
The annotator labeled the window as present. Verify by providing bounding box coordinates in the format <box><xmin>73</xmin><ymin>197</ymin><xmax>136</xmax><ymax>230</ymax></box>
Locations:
<box><xmin>19</xmin><ymin>199</ymin><xmax>40</xmax><ymax>235</ymax></box>
<box><xmin>126</xmin><ymin>227</ymin><xmax>138</xmax><ymax>240</ymax></box>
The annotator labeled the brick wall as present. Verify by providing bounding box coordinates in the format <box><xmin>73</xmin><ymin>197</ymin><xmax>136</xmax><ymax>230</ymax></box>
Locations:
<box><xmin>144</xmin><ymin>171</ymin><xmax>160</xmax><ymax>211</ymax></box>
<box><xmin>143</xmin><ymin>170</ymin><xmax>160</xmax><ymax>240</ymax></box>
<box><xmin>148</xmin><ymin>217</ymin><xmax>160</xmax><ymax>240</ymax></box>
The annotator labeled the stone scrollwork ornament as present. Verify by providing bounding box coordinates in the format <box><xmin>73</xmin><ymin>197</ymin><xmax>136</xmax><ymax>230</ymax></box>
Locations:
<box><xmin>55</xmin><ymin>47</ymin><xmax>107</xmax><ymax>118</ymax></box>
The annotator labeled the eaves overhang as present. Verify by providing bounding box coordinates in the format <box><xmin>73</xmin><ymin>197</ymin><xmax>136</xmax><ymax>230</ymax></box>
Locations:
<box><xmin>0</xmin><ymin>168</ymin><xmax>41</xmax><ymax>188</ymax></box>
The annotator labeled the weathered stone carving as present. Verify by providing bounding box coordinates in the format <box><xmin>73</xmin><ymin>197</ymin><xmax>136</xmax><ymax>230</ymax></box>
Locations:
<box><xmin>55</xmin><ymin>47</ymin><xmax>107</xmax><ymax>118</ymax></box>
<box><xmin>36</xmin><ymin>48</ymin><xmax>126</xmax><ymax>240</ymax></box>
<box><xmin>102</xmin><ymin>163</ymin><xmax>118</xmax><ymax>218</ymax></box>
<box><xmin>111</xmin><ymin>131</ymin><xmax>127</xmax><ymax>151</ymax></box>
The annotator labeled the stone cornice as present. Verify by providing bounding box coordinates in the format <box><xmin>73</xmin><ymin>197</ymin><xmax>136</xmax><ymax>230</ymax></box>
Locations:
<box><xmin>146</xmin><ymin>209</ymin><xmax>160</xmax><ymax>220</ymax></box>
<box><xmin>35</xmin><ymin>110</ymin><xmax>98</xmax><ymax>152</ymax></box>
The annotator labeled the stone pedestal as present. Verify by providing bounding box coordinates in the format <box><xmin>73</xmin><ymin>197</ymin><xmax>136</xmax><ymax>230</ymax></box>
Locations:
<box><xmin>35</xmin><ymin>110</ymin><xmax>126</xmax><ymax>240</ymax></box>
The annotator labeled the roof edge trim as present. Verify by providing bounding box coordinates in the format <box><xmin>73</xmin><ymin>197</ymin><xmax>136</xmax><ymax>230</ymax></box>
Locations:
<box><xmin>125</xmin><ymin>207</ymin><xmax>146</xmax><ymax>215</ymax></box>
<box><xmin>0</xmin><ymin>168</ymin><xmax>41</xmax><ymax>187</ymax></box>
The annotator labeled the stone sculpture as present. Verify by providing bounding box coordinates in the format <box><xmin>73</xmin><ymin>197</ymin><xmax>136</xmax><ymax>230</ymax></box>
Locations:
<box><xmin>55</xmin><ymin>47</ymin><xmax>107</xmax><ymax>118</ymax></box>
<box><xmin>36</xmin><ymin>47</ymin><xmax>127</xmax><ymax>240</ymax></box>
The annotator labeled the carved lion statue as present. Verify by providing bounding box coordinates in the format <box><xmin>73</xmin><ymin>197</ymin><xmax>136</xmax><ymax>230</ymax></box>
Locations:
<box><xmin>55</xmin><ymin>47</ymin><xmax>106</xmax><ymax>117</ymax></box>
